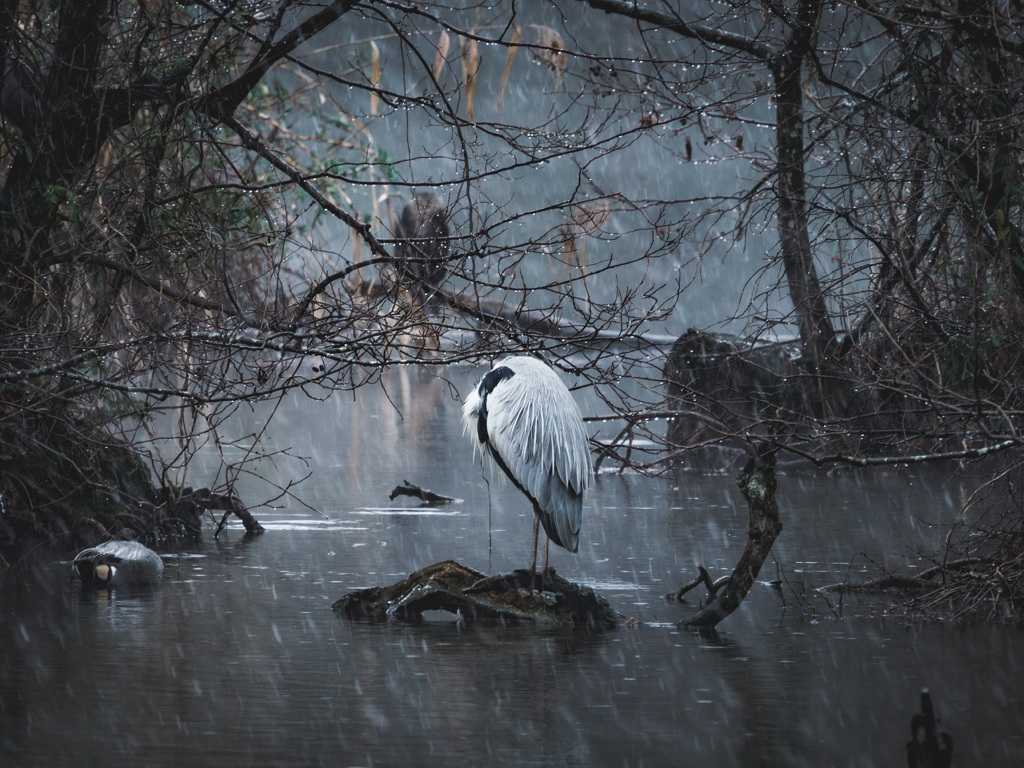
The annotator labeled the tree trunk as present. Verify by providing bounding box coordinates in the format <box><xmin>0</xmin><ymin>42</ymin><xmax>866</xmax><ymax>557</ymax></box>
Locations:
<box><xmin>681</xmin><ymin>443</ymin><xmax>782</xmax><ymax>629</ymax></box>
<box><xmin>771</xmin><ymin>0</ymin><xmax>836</xmax><ymax>380</ymax></box>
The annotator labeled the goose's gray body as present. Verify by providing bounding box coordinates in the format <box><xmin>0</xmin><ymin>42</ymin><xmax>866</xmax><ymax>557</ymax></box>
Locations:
<box><xmin>73</xmin><ymin>540</ymin><xmax>164</xmax><ymax>589</ymax></box>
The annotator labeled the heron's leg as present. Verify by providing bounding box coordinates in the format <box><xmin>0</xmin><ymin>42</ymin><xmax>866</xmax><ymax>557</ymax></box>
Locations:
<box><xmin>528</xmin><ymin>507</ymin><xmax>541</xmax><ymax>577</ymax></box>
<box><xmin>542</xmin><ymin>535</ymin><xmax>550</xmax><ymax>576</ymax></box>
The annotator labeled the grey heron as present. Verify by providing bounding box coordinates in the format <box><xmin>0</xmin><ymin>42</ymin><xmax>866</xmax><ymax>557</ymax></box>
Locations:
<box><xmin>395</xmin><ymin>193</ymin><xmax>450</xmax><ymax>294</ymax></box>
<box><xmin>463</xmin><ymin>356</ymin><xmax>592</xmax><ymax>578</ymax></box>
<box><xmin>73</xmin><ymin>540</ymin><xmax>164</xmax><ymax>589</ymax></box>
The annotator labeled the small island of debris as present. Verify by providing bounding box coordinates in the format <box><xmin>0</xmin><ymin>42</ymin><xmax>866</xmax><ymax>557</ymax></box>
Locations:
<box><xmin>333</xmin><ymin>560</ymin><xmax>618</xmax><ymax>628</ymax></box>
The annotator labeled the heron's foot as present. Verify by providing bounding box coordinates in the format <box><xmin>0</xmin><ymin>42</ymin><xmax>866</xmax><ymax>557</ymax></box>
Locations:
<box><xmin>509</xmin><ymin>567</ymin><xmax>556</xmax><ymax>593</ymax></box>
<box><xmin>532</xmin><ymin>566</ymin><xmax>559</xmax><ymax>593</ymax></box>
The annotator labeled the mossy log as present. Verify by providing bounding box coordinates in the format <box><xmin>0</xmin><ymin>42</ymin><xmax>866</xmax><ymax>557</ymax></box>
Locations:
<box><xmin>334</xmin><ymin>560</ymin><xmax>618</xmax><ymax>628</ymax></box>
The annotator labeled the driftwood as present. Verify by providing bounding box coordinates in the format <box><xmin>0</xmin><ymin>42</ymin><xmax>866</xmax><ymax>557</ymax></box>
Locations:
<box><xmin>816</xmin><ymin>557</ymin><xmax>997</xmax><ymax>594</ymax></box>
<box><xmin>817</xmin><ymin>555</ymin><xmax>1023</xmax><ymax>622</ymax></box>
<box><xmin>89</xmin><ymin>486</ymin><xmax>264</xmax><ymax>545</ymax></box>
<box><xmin>388</xmin><ymin>480</ymin><xmax>455</xmax><ymax>504</ymax></box>
<box><xmin>207</xmin><ymin>491</ymin><xmax>265</xmax><ymax>537</ymax></box>
<box><xmin>140</xmin><ymin>487</ymin><xmax>264</xmax><ymax>539</ymax></box>
<box><xmin>678</xmin><ymin>443</ymin><xmax>783</xmax><ymax>629</ymax></box>
<box><xmin>138</xmin><ymin>488</ymin><xmax>264</xmax><ymax>539</ymax></box>
<box><xmin>665</xmin><ymin>563</ymin><xmax>724</xmax><ymax>602</ymax></box>
<box><xmin>818</xmin><ymin>574</ymin><xmax>937</xmax><ymax>593</ymax></box>
<box><xmin>333</xmin><ymin>560</ymin><xmax>617</xmax><ymax>628</ymax></box>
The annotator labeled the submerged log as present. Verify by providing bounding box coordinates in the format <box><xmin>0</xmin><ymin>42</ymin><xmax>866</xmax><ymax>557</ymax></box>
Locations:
<box><xmin>333</xmin><ymin>560</ymin><xmax>617</xmax><ymax>628</ymax></box>
<box><xmin>206</xmin><ymin>491</ymin><xmax>265</xmax><ymax>537</ymax></box>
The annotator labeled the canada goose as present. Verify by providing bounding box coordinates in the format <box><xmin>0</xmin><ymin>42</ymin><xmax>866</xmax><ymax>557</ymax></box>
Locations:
<box><xmin>73</xmin><ymin>540</ymin><xmax>164</xmax><ymax>589</ymax></box>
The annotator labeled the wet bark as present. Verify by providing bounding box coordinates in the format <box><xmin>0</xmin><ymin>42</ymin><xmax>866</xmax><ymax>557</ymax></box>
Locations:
<box><xmin>906</xmin><ymin>689</ymin><xmax>953</xmax><ymax>768</ymax></box>
<box><xmin>666</xmin><ymin>563</ymin><xmax>721</xmax><ymax>603</ymax></box>
<box><xmin>680</xmin><ymin>443</ymin><xmax>782</xmax><ymax>629</ymax></box>
<box><xmin>388</xmin><ymin>481</ymin><xmax>455</xmax><ymax>505</ymax></box>
<box><xmin>334</xmin><ymin>560</ymin><xmax>618</xmax><ymax>628</ymax></box>
<box><xmin>770</xmin><ymin>0</ymin><xmax>835</xmax><ymax>379</ymax></box>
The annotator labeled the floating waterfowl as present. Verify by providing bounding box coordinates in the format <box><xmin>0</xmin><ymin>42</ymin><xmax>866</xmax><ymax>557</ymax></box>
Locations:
<box><xmin>73</xmin><ymin>540</ymin><xmax>164</xmax><ymax>589</ymax></box>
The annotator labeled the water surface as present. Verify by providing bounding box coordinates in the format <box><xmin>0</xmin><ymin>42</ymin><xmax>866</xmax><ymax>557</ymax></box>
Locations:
<box><xmin>2</xmin><ymin>365</ymin><xmax>1020</xmax><ymax>766</ymax></box>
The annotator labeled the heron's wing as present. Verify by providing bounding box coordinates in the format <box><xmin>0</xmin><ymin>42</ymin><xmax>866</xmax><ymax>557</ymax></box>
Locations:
<box><xmin>485</xmin><ymin>364</ymin><xmax>591</xmax><ymax>551</ymax></box>
<box><xmin>461</xmin><ymin>385</ymin><xmax>483</xmax><ymax>439</ymax></box>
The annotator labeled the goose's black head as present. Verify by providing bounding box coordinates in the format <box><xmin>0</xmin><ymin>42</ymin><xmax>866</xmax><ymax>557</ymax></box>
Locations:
<box><xmin>75</xmin><ymin>554</ymin><xmax>120</xmax><ymax>588</ymax></box>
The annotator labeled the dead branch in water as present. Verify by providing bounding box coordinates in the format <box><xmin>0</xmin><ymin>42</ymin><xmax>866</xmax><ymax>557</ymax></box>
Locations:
<box><xmin>389</xmin><ymin>480</ymin><xmax>455</xmax><ymax>504</ymax></box>
<box><xmin>201</xmin><ymin>491</ymin><xmax>265</xmax><ymax>537</ymax></box>
<box><xmin>816</xmin><ymin>557</ymin><xmax>997</xmax><ymax>594</ymax></box>
<box><xmin>665</xmin><ymin>563</ymin><xmax>724</xmax><ymax>602</ymax></box>
<box><xmin>334</xmin><ymin>560</ymin><xmax>618</xmax><ymax>627</ymax></box>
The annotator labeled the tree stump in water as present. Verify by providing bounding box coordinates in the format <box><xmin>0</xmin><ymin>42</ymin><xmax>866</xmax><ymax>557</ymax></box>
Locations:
<box><xmin>333</xmin><ymin>560</ymin><xmax>617</xmax><ymax>628</ymax></box>
<box><xmin>663</xmin><ymin>328</ymin><xmax>799</xmax><ymax>454</ymax></box>
<box><xmin>906</xmin><ymin>689</ymin><xmax>953</xmax><ymax>768</ymax></box>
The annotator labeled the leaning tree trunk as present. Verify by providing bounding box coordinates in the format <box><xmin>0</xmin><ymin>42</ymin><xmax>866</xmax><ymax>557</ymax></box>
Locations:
<box><xmin>681</xmin><ymin>442</ymin><xmax>782</xmax><ymax>629</ymax></box>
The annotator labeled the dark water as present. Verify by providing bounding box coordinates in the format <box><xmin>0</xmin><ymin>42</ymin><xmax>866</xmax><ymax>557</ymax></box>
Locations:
<box><xmin>2</xmin><ymin>365</ymin><xmax>1022</xmax><ymax>766</ymax></box>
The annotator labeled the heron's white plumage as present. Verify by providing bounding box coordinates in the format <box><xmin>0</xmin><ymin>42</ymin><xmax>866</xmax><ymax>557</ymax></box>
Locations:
<box><xmin>463</xmin><ymin>356</ymin><xmax>591</xmax><ymax>553</ymax></box>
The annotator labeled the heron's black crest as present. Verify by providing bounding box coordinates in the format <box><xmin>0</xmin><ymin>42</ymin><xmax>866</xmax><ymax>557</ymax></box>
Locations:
<box><xmin>476</xmin><ymin>365</ymin><xmax>514</xmax><ymax>444</ymax></box>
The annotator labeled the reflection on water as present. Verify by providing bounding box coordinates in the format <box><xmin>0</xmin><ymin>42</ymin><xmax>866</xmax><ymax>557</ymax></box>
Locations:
<box><xmin>354</xmin><ymin>508</ymin><xmax>464</xmax><ymax>516</ymax></box>
<box><xmin>2</xmin><ymin>366</ymin><xmax>1022</xmax><ymax>766</ymax></box>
